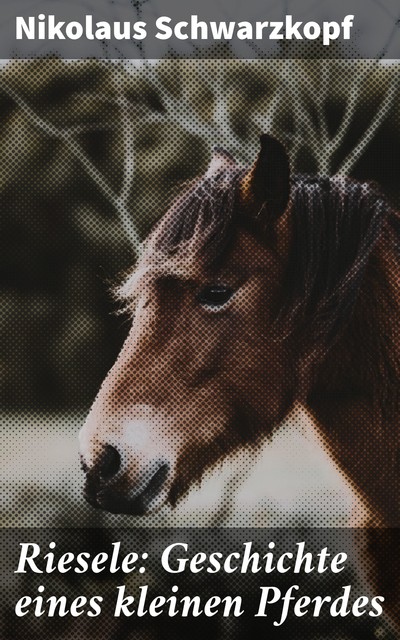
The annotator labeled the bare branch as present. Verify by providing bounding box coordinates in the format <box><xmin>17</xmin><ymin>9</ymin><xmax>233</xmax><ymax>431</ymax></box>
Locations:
<box><xmin>326</xmin><ymin>63</ymin><xmax>373</xmax><ymax>167</ymax></box>
<box><xmin>115</xmin><ymin>94</ymin><xmax>137</xmax><ymax>209</ymax></box>
<box><xmin>338</xmin><ymin>80</ymin><xmax>398</xmax><ymax>175</ymax></box>
<box><xmin>0</xmin><ymin>79</ymin><xmax>142</xmax><ymax>257</ymax></box>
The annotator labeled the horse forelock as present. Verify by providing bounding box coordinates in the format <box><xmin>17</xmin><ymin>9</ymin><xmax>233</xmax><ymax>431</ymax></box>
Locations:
<box><xmin>114</xmin><ymin>166</ymin><xmax>245</xmax><ymax>307</ymax></box>
<box><xmin>146</xmin><ymin>166</ymin><xmax>245</xmax><ymax>265</ymax></box>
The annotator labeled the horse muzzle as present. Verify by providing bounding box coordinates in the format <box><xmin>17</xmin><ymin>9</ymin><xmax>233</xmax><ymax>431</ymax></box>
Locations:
<box><xmin>81</xmin><ymin>442</ymin><xmax>172</xmax><ymax>515</ymax></box>
<box><xmin>79</xmin><ymin>407</ymin><xmax>179</xmax><ymax>515</ymax></box>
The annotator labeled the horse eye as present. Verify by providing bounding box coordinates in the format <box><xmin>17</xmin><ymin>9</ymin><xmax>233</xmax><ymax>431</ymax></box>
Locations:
<box><xmin>197</xmin><ymin>285</ymin><xmax>234</xmax><ymax>308</ymax></box>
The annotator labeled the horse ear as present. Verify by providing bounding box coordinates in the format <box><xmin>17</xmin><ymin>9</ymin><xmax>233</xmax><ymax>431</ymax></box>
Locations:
<box><xmin>206</xmin><ymin>146</ymin><xmax>238</xmax><ymax>177</ymax></box>
<box><xmin>240</xmin><ymin>134</ymin><xmax>290</xmax><ymax>220</ymax></box>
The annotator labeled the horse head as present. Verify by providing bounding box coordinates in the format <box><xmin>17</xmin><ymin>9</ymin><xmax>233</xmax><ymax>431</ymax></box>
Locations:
<box><xmin>79</xmin><ymin>135</ymin><xmax>298</xmax><ymax>515</ymax></box>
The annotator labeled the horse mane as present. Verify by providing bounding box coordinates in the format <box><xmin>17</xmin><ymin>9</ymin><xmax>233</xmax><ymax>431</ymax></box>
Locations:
<box><xmin>284</xmin><ymin>176</ymin><xmax>400</xmax><ymax>418</ymax></box>
<box><xmin>283</xmin><ymin>175</ymin><xmax>393</xmax><ymax>344</ymax></box>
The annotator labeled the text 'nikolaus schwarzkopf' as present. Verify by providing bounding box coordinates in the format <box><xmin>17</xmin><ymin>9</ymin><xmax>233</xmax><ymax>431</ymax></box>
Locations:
<box><xmin>16</xmin><ymin>14</ymin><xmax>355</xmax><ymax>46</ymax></box>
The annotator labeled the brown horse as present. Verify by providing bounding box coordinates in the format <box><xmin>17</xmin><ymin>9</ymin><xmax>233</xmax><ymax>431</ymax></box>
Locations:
<box><xmin>80</xmin><ymin>134</ymin><xmax>400</xmax><ymax>618</ymax></box>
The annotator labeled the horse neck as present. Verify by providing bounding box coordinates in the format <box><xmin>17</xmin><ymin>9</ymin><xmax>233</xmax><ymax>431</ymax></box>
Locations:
<box><xmin>305</xmin><ymin>237</ymin><xmax>400</xmax><ymax>525</ymax></box>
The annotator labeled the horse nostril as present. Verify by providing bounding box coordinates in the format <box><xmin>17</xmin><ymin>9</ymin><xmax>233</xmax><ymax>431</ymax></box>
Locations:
<box><xmin>145</xmin><ymin>462</ymin><xmax>170</xmax><ymax>499</ymax></box>
<box><xmin>98</xmin><ymin>444</ymin><xmax>121</xmax><ymax>480</ymax></box>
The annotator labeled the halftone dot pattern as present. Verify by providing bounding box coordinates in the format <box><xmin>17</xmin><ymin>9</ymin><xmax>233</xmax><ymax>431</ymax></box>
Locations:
<box><xmin>1</xmin><ymin>59</ymin><xmax>399</xmax><ymax>638</ymax></box>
